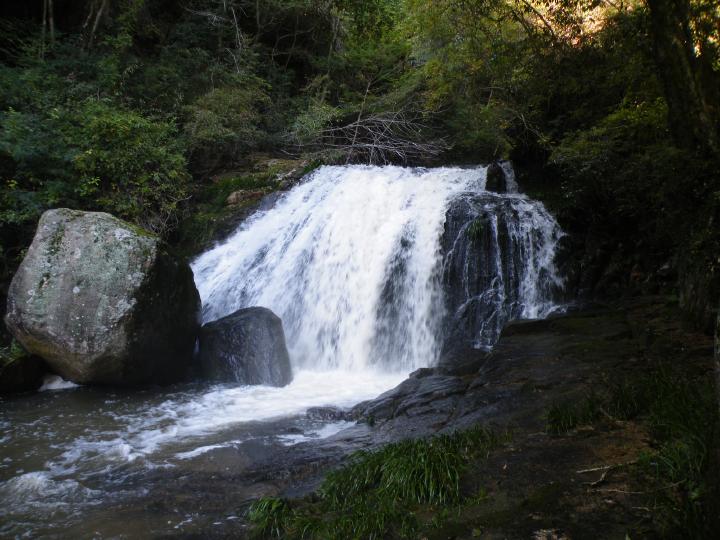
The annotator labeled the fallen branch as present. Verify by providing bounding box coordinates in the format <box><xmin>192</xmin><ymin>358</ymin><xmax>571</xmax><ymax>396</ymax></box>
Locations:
<box><xmin>576</xmin><ymin>460</ymin><xmax>637</xmax><ymax>487</ymax></box>
<box><xmin>576</xmin><ymin>460</ymin><xmax>636</xmax><ymax>474</ymax></box>
<box><xmin>595</xmin><ymin>481</ymin><xmax>684</xmax><ymax>495</ymax></box>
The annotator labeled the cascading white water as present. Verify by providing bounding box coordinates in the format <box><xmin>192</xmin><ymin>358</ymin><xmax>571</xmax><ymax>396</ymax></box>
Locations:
<box><xmin>193</xmin><ymin>164</ymin><xmax>563</xmax><ymax>372</ymax></box>
<box><xmin>441</xmin><ymin>191</ymin><xmax>565</xmax><ymax>349</ymax></box>
<box><xmin>193</xmin><ymin>166</ymin><xmax>485</xmax><ymax>372</ymax></box>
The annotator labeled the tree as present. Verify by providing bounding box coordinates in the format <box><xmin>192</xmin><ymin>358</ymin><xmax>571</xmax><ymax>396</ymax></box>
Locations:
<box><xmin>645</xmin><ymin>0</ymin><xmax>719</xmax><ymax>155</ymax></box>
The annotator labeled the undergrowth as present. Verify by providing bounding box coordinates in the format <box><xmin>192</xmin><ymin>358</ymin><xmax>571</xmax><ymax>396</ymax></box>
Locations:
<box><xmin>545</xmin><ymin>364</ymin><xmax>718</xmax><ymax>537</ymax></box>
<box><xmin>247</xmin><ymin>426</ymin><xmax>505</xmax><ymax>539</ymax></box>
<box><xmin>0</xmin><ymin>340</ymin><xmax>28</xmax><ymax>367</ymax></box>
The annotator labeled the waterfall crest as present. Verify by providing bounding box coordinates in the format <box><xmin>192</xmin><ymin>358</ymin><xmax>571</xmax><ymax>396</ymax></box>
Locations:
<box><xmin>192</xmin><ymin>164</ymin><xmax>563</xmax><ymax>372</ymax></box>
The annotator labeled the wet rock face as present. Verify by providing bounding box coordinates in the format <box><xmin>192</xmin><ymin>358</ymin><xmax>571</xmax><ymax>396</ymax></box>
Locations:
<box><xmin>225</xmin><ymin>189</ymin><xmax>268</xmax><ymax>206</ymax></box>
<box><xmin>439</xmin><ymin>191</ymin><xmax>563</xmax><ymax>354</ymax></box>
<box><xmin>4</xmin><ymin>209</ymin><xmax>201</xmax><ymax>385</ymax></box>
<box><xmin>198</xmin><ymin>307</ymin><xmax>293</xmax><ymax>386</ymax></box>
<box><xmin>441</xmin><ymin>194</ymin><xmax>507</xmax><ymax>350</ymax></box>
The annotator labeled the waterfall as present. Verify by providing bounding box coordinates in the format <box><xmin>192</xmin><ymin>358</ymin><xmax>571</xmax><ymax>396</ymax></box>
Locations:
<box><xmin>192</xmin><ymin>164</ymin><xmax>563</xmax><ymax>373</ymax></box>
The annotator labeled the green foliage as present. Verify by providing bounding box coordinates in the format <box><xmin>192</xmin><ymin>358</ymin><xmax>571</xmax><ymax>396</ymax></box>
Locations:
<box><xmin>288</xmin><ymin>98</ymin><xmax>341</xmax><ymax>147</ymax></box>
<box><xmin>467</xmin><ymin>218</ymin><xmax>485</xmax><ymax>243</ymax></box>
<box><xmin>0</xmin><ymin>99</ymin><xmax>189</xmax><ymax>235</ymax></box>
<box><xmin>635</xmin><ymin>367</ymin><xmax>717</xmax><ymax>536</ymax></box>
<box><xmin>73</xmin><ymin>101</ymin><xmax>190</xmax><ymax>233</ymax></box>
<box><xmin>247</xmin><ymin>426</ymin><xmax>504</xmax><ymax>539</ymax></box>
<box><xmin>0</xmin><ymin>340</ymin><xmax>30</xmax><ymax>368</ymax></box>
<box><xmin>247</xmin><ymin>497</ymin><xmax>293</xmax><ymax>539</ymax></box>
<box><xmin>184</xmin><ymin>81</ymin><xmax>273</xmax><ymax>171</ymax></box>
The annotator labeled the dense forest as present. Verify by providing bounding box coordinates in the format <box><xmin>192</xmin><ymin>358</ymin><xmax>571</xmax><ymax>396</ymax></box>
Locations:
<box><xmin>1</xmin><ymin>0</ymin><xmax>718</xmax><ymax>342</ymax></box>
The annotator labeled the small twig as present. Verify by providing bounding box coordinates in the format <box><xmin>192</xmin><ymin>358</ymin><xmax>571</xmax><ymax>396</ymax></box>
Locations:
<box><xmin>576</xmin><ymin>460</ymin><xmax>636</xmax><ymax>474</ymax></box>
<box><xmin>576</xmin><ymin>460</ymin><xmax>637</xmax><ymax>487</ymax></box>
<box><xmin>587</xmin><ymin>468</ymin><xmax>610</xmax><ymax>487</ymax></box>
<box><xmin>595</xmin><ymin>481</ymin><xmax>684</xmax><ymax>495</ymax></box>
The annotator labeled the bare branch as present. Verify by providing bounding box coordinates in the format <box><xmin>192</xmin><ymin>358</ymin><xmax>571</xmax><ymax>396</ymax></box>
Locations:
<box><xmin>290</xmin><ymin>107</ymin><xmax>449</xmax><ymax>165</ymax></box>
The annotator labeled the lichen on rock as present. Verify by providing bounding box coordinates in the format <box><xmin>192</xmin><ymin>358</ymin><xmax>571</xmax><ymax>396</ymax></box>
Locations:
<box><xmin>4</xmin><ymin>208</ymin><xmax>201</xmax><ymax>385</ymax></box>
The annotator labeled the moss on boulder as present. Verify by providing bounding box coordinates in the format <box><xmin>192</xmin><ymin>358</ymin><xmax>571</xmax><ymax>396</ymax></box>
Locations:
<box><xmin>4</xmin><ymin>209</ymin><xmax>201</xmax><ymax>385</ymax></box>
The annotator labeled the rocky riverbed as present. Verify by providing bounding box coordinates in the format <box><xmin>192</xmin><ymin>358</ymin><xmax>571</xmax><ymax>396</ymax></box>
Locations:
<box><xmin>4</xmin><ymin>295</ymin><xmax>705</xmax><ymax>538</ymax></box>
<box><xmin>241</xmin><ymin>295</ymin><xmax>715</xmax><ymax>539</ymax></box>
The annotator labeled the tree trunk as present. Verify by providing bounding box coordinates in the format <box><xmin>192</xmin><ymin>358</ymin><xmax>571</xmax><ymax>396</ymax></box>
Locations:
<box><xmin>646</xmin><ymin>0</ymin><xmax>719</xmax><ymax>155</ymax></box>
<box><xmin>40</xmin><ymin>0</ymin><xmax>47</xmax><ymax>58</ymax></box>
<box><xmin>715</xmin><ymin>307</ymin><xmax>720</xmax><ymax>417</ymax></box>
<box><xmin>48</xmin><ymin>0</ymin><xmax>54</xmax><ymax>43</ymax></box>
<box><xmin>88</xmin><ymin>0</ymin><xmax>109</xmax><ymax>48</ymax></box>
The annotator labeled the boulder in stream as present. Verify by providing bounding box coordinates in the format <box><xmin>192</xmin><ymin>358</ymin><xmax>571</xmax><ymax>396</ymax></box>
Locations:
<box><xmin>4</xmin><ymin>208</ymin><xmax>201</xmax><ymax>385</ymax></box>
<box><xmin>198</xmin><ymin>307</ymin><xmax>293</xmax><ymax>386</ymax></box>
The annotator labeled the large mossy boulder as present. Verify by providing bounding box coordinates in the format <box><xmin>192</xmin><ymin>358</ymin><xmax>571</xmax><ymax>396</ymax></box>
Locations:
<box><xmin>4</xmin><ymin>209</ymin><xmax>201</xmax><ymax>385</ymax></box>
<box><xmin>198</xmin><ymin>307</ymin><xmax>292</xmax><ymax>386</ymax></box>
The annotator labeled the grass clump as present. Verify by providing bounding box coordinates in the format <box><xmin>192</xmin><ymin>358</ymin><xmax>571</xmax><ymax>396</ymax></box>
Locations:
<box><xmin>545</xmin><ymin>392</ymin><xmax>602</xmax><ymax>434</ymax></box>
<box><xmin>248</xmin><ymin>426</ymin><xmax>504</xmax><ymax>539</ymax></box>
<box><xmin>247</xmin><ymin>498</ymin><xmax>292</xmax><ymax>539</ymax></box>
<box><xmin>467</xmin><ymin>218</ymin><xmax>485</xmax><ymax>243</ymax></box>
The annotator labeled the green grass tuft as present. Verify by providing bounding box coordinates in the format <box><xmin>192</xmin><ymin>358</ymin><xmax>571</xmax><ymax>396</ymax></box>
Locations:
<box><xmin>467</xmin><ymin>218</ymin><xmax>485</xmax><ymax>243</ymax></box>
<box><xmin>247</xmin><ymin>497</ymin><xmax>292</xmax><ymax>539</ymax></box>
<box><xmin>545</xmin><ymin>391</ymin><xmax>602</xmax><ymax>434</ymax></box>
<box><xmin>634</xmin><ymin>367</ymin><xmax>717</xmax><ymax>536</ymax></box>
<box><xmin>247</xmin><ymin>426</ymin><xmax>505</xmax><ymax>539</ymax></box>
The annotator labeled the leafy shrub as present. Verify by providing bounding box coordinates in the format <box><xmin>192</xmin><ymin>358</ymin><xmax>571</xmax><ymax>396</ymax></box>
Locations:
<box><xmin>184</xmin><ymin>81</ymin><xmax>272</xmax><ymax>171</ymax></box>
<box><xmin>287</xmin><ymin>98</ymin><xmax>341</xmax><ymax>148</ymax></box>
<box><xmin>0</xmin><ymin>100</ymin><xmax>190</xmax><ymax>236</ymax></box>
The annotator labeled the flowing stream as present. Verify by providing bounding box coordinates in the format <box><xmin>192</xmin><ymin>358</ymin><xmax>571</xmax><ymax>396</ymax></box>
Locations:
<box><xmin>0</xmin><ymin>164</ymin><xmax>563</xmax><ymax>537</ymax></box>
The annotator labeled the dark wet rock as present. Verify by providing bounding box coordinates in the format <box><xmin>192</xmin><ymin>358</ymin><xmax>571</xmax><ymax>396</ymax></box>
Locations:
<box><xmin>198</xmin><ymin>307</ymin><xmax>293</xmax><ymax>386</ymax></box>
<box><xmin>440</xmin><ymin>194</ymin><xmax>503</xmax><ymax>350</ymax></box>
<box><xmin>0</xmin><ymin>348</ymin><xmax>45</xmax><ymax>394</ymax></box>
<box><xmin>485</xmin><ymin>161</ymin><xmax>507</xmax><ymax>193</ymax></box>
<box><xmin>437</xmin><ymin>344</ymin><xmax>488</xmax><ymax>375</ymax></box>
<box><xmin>306</xmin><ymin>406</ymin><xmax>348</xmax><ymax>421</ymax></box>
<box><xmin>274</xmin><ymin>160</ymin><xmax>310</xmax><ymax>190</ymax></box>
<box><xmin>4</xmin><ymin>209</ymin><xmax>200</xmax><ymax>385</ymax></box>
<box><xmin>439</xmin><ymin>192</ymin><xmax>562</xmax><ymax>353</ymax></box>
<box><xmin>225</xmin><ymin>189</ymin><xmax>268</xmax><ymax>206</ymax></box>
<box><xmin>350</xmin><ymin>302</ymin><xmax>652</xmax><ymax>439</ymax></box>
